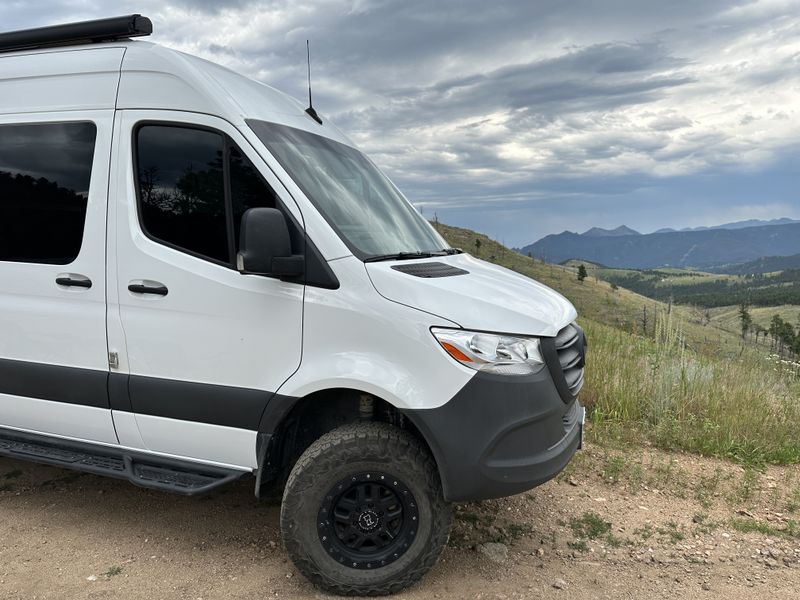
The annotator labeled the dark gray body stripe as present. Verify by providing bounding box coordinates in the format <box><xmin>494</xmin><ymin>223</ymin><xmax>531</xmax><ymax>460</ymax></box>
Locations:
<box><xmin>0</xmin><ymin>357</ymin><xmax>108</xmax><ymax>409</ymax></box>
<box><xmin>0</xmin><ymin>358</ymin><xmax>284</xmax><ymax>431</ymax></box>
<box><xmin>108</xmin><ymin>372</ymin><xmax>132</xmax><ymax>412</ymax></box>
<box><xmin>127</xmin><ymin>374</ymin><xmax>271</xmax><ymax>430</ymax></box>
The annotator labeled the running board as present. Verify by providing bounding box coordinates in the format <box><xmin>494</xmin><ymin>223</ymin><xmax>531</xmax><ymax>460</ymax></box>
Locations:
<box><xmin>0</xmin><ymin>427</ymin><xmax>246</xmax><ymax>495</ymax></box>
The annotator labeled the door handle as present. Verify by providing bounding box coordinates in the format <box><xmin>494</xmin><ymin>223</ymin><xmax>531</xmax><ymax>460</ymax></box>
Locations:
<box><xmin>128</xmin><ymin>282</ymin><xmax>168</xmax><ymax>296</ymax></box>
<box><xmin>56</xmin><ymin>274</ymin><xmax>92</xmax><ymax>289</ymax></box>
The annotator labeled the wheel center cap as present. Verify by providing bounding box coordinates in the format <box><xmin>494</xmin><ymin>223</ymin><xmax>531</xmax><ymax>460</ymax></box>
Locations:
<box><xmin>357</xmin><ymin>509</ymin><xmax>380</xmax><ymax>532</ymax></box>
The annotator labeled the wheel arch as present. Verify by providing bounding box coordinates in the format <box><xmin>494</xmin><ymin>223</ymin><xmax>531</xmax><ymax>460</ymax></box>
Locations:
<box><xmin>255</xmin><ymin>387</ymin><xmax>444</xmax><ymax>498</ymax></box>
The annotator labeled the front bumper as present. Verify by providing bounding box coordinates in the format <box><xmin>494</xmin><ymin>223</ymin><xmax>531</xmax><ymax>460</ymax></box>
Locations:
<box><xmin>403</xmin><ymin>366</ymin><xmax>584</xmax><ymax>502</ymax></box>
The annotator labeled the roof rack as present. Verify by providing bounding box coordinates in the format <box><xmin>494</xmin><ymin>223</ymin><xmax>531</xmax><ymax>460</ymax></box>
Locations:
<box><xmin>0</xmin><ymin>14</ymin><xmax>152</xmax><ymax>54</ymax></box>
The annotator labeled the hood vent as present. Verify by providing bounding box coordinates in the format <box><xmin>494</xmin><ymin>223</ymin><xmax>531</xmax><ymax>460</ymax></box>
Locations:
<box><xmin>391</xmin><ymin>262</ymin><xmax>469</xmax><ymax>278</ymax></box>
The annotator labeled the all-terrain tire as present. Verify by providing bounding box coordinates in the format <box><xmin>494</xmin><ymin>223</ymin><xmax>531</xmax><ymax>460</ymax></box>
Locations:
<box><xmin>280</xmin><ymin>422</ymin><xmax>452</xmax><ymax>596</ymax></box>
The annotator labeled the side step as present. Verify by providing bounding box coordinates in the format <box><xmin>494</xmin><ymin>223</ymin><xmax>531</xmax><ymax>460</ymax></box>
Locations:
<box><xmin>0</xmin><ymin>427</ymin><xmax>247</xmax><ymax>495</ymax></box>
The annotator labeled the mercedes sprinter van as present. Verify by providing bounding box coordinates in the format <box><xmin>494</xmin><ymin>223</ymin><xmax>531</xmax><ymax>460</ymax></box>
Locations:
<box><xmin>0</xmin><ymin>15</ymin><xmax>586</xmax><ymax>595</ymax></box>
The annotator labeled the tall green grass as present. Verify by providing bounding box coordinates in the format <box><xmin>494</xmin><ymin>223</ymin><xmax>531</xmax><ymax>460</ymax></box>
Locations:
<box><xmin>582</xmin><ymin>311</ymin><xmax>800</xmax><ymax>465</ymax></box>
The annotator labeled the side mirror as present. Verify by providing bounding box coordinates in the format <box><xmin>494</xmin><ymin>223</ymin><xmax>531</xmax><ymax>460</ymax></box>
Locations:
<box><xmin>237</xmin><ymin>208</ymin><xmax>304</xmax><ymax>278</ymax></box>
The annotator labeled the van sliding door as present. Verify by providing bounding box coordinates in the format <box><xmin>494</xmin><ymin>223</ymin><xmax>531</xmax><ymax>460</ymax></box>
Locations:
<box><xmin>0</xmin><ymin>113</ymin><xmax>116</xmax><ymax>444</ymax></box>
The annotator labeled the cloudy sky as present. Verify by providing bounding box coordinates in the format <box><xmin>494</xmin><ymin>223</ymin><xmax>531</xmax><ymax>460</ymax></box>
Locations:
<box><xmin>4</xmin><ymin>1</ymin><xmax>800</xmax><ymax>245</ymax></box>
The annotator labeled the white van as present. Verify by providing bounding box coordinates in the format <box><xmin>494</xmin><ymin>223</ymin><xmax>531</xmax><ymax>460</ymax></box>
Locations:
<box><xmin>0</xmin><ymin>15</ymin><xmax>586</xmax><ymax>595</ymax></box>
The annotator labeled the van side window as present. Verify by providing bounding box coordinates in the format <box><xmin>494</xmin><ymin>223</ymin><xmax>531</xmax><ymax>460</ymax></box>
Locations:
<box><xmin>136</xmin><ymin>125</ymin><xmax>228</xmax><ymax>263</ymax></box>
<box><xmin>135</xmin><ymin>125</ymin><xmax>279</xmax><ymax>266</ymax></box>
<box><xmin>0</xmin><ymin>122</ymin><xmax>96</xmax><ymax>264</ymax></box>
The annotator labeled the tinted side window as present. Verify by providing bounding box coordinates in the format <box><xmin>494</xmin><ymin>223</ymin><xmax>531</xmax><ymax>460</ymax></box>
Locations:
<box><xmin>136</xmin><ymin>126</ymin><xmax>228</xmax><ymax>263</ymax></box>
<box><xmin>0</xmin><ymin>122</ymin><xmax>96</xmax><ymax>264</ymax></box>
<box><xmin>229</xmin><ymin>145</ymin><xmax>278</xmax><ymax>249</ymax></box>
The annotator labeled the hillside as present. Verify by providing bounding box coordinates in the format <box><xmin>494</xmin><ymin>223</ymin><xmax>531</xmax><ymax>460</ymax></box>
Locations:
<box><xmin>438</xmin><ymin>223</ymin><xmax>744</xmax><ymax>355</ymax></box>
<box><xmin>710</xmin><ymin>305</ymin><xmax>800</xmax><ymax>334</ymax></box>
<box><xmin>594</xmin><ymin>265</ymin><xmax>800</xmax><ymax>308</ymax></box>
<box><xmin>518</xmin><ymin>222</ymin><xmax>800</xmax><ymax>269</ymax></box>
<box><xmin>710</xmin><ymin>253</ymin><xmax>800</xmax><ymax>275</ymax></box>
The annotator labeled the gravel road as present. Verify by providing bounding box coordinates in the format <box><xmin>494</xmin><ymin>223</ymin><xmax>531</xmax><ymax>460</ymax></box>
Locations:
<box><xmin>1</xmin><ymin>443</ymin><xmax>799</xmax><ymax>599</ymax></box>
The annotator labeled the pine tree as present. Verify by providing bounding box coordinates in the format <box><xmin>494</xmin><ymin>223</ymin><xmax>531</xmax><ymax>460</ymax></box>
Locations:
<box><xmin>738</xmin><ymin>303</ymin><xmax>752</xmax><ymax>340</ymax></box>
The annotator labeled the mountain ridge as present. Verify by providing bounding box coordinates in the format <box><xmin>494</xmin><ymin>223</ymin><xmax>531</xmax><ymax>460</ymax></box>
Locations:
<box><xmin>709</xmin><ymin>253</ymin><xmax>800</xmax><ymax>275</ymax></box>
<box><xmin>519</xmin><ymin>222</ymin><xmax>800</xmax><ymax>269</ymax></box>
<box><xmin>582</xmin><ymin>225</ymin><xmax>641</xmax><ymax>237</ymax></box>
<box><xmin>680</xmin><ymin>217</ymin><xmax>800</xmax><ymax>232</ymax></box>
<box><xmin>520</xmin><ymin>218</ymin><xmax>800</xmax><ymax>249</ymax></box>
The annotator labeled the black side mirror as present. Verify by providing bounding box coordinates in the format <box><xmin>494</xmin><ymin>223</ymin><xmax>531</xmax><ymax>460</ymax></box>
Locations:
<box><xmin>237</xmin><ymin>208</ymin><xmax>304</xmax><ymax>278</ymax></box>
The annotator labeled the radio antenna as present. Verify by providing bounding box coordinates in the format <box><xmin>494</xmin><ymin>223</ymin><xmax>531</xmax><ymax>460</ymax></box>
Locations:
<box><xmin>305</xmin><ymin>40</ymin><xmax>322</xmax><ymax>124</ymax></box>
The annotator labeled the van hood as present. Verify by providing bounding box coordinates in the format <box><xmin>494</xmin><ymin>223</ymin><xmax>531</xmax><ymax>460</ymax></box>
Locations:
<box><xmin>365</xmin><ymin>254</ymin><xmax>577</xmax><ymax>337</ymax></box>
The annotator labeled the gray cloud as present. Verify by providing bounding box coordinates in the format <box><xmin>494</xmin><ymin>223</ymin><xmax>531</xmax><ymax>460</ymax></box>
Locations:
<box><xmin>2</xmin><ymin>0</ymin><xmax>798</xmax><ymax>245</ymax></box>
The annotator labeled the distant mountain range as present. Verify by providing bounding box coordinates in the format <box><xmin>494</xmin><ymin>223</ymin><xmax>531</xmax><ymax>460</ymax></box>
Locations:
<box><xmin>654</xmin><ymin>217</ymin><xmax>800</xmax><ymax>234</ymax></box>
<box><xmin>518</xmin><ymin>218</ymin><xmax>800</xmax><ymax>269</ymax></box>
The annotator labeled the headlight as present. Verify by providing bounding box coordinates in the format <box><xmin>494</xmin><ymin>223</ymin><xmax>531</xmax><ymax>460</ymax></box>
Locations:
<box><xmin>431</xmin><ymin>328</ymin><xmax>545</xmax><ymax>376</ymax></box>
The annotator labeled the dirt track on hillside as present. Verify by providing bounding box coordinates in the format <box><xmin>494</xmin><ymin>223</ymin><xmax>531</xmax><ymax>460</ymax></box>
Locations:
<box><xmin>1</xmin><ymin>442</ymin><xmax>800</xmax><ymax>599</ymax></box>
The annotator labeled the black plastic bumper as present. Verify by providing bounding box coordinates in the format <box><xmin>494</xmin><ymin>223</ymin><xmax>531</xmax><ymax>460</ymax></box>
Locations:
<box><xmin>403</xmin><ymin>367</ymin><xmax>584</xmax><ymax>502</ymax></box>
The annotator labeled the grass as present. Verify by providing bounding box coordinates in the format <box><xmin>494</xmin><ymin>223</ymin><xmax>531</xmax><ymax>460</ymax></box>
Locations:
<box><xmin>692</xmin><ymin>513</ymin><xmax>720</xmax><ymax>535</ymax></box>
<box><xmin>658</xmin><ymin>521</ymin><xmax>686</xmax><ymax>543</ymax></box>
<box><xmin>694</xmin><ymin>469</ymin><xmax>723</xmax><ymax>508</ymax></box>
<box><xmin>569</xmin><ymin>512</ymin><xmax>611</xmax><ymax>540</ymax></box>
<box><xmin>567</xmin><ymin>511</ymin><xmax>625</xmax><ymax>550</ymax></box>
<box><xmin>633</xmin><ymin>522</ymin><xmax>685</xmax><ymax>544</ymax></box>
<box><xmin>567</xmin><ymin>540</ymin><xmax>588</xmax><ymax>552</ymax></box>
<box><xmin>729</xmin><ymin>468</ymin><xmax>759</xmax><ymax>505</ymax></box>
<box><xmin>605</xmin><ymin>533</ymin><xmax>626</xmax><ymax>548</ymax></box>
<box><xmin>506</xmin><ymin>523</ymin><xmax>533</xmax><ymax>541</ymax></box>
<box><xmin>710</xmin><ymin>304</ymin><xmax>800</xmax><ymax>333</ymax></box>
<box><xmin>649</xmin><ymin>457</ymin><xmax>689</xmax><ymax>497</ymax></box>
<box><xmin>601</xmin><ymin>455</ymin><xmax>626</xmax><ymax>483</ymax></box>
<box><xmin>581</xmin><ymin>313</ymin><xmax>800</xmax><ymax>466</ymax></box>
<box><xmin>634</xmin><ymin>524</ymin><xmax>654</xmax><ymax>540</ymax></box>
<box><xmin>103</xmin><ymin>565</ymin><xmax>123</xmax><ymax>577</ymax></box>
<box><xmin>786</xmin><ymin>488</ymin><xmax>800</xmax><ymax>513</ymax></box>
<box><xmin>729</xmin><ymin>518</ymin><xmax>800</xmax><ymax>539</ymax></box>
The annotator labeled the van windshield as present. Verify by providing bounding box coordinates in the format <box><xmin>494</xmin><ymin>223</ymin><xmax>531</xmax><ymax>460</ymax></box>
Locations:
<box><xmin>247</xmin><ymin>120</ymin><xmax>449</xmax><ymax>260</ymax></box>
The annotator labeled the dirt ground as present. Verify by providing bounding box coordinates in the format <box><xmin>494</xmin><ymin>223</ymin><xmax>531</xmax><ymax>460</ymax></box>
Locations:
<box><xmin>2</xmin><ymin>441</ymin><xmax>800</xmax><ymax>599</ymax></box>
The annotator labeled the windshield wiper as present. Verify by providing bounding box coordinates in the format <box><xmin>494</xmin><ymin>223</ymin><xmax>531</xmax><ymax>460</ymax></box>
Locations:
<box><xmin>364</xmin><ymin>251</ymin><xmax>445</xmax><ymax>263</ymax></box>
<box><xmin>441</xmin><ymin>247</ymin><xmax>463</xmax><ymax>255</ymax></box>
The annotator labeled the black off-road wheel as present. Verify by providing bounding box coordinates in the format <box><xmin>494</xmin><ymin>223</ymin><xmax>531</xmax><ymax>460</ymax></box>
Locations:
<box><xmin>280</xmin><ymin>422</ymin><xmax>452</xmax><ymax>596</ymax></box>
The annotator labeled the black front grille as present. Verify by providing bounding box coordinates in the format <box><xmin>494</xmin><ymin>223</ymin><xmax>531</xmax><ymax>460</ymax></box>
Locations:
<box><xmin>542</xmin><ymin>322</ymin><xmax>586</xmax><ymax>404</ymax></box>
<box><xmin>555</xmin><ymin>323</ymin><xmax>585</xmax><ymax>399</ymax></box>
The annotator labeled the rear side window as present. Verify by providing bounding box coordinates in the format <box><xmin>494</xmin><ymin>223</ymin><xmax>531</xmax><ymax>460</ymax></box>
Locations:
<box><xmin>0</xmin><ymin>121</ymin><xmax>97</xmax><ymax>264</ymax></box>
<box><xmin>135</xmin><ymin>124</ymin><xmax>277</xmax><ymax>265</ymax></box>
